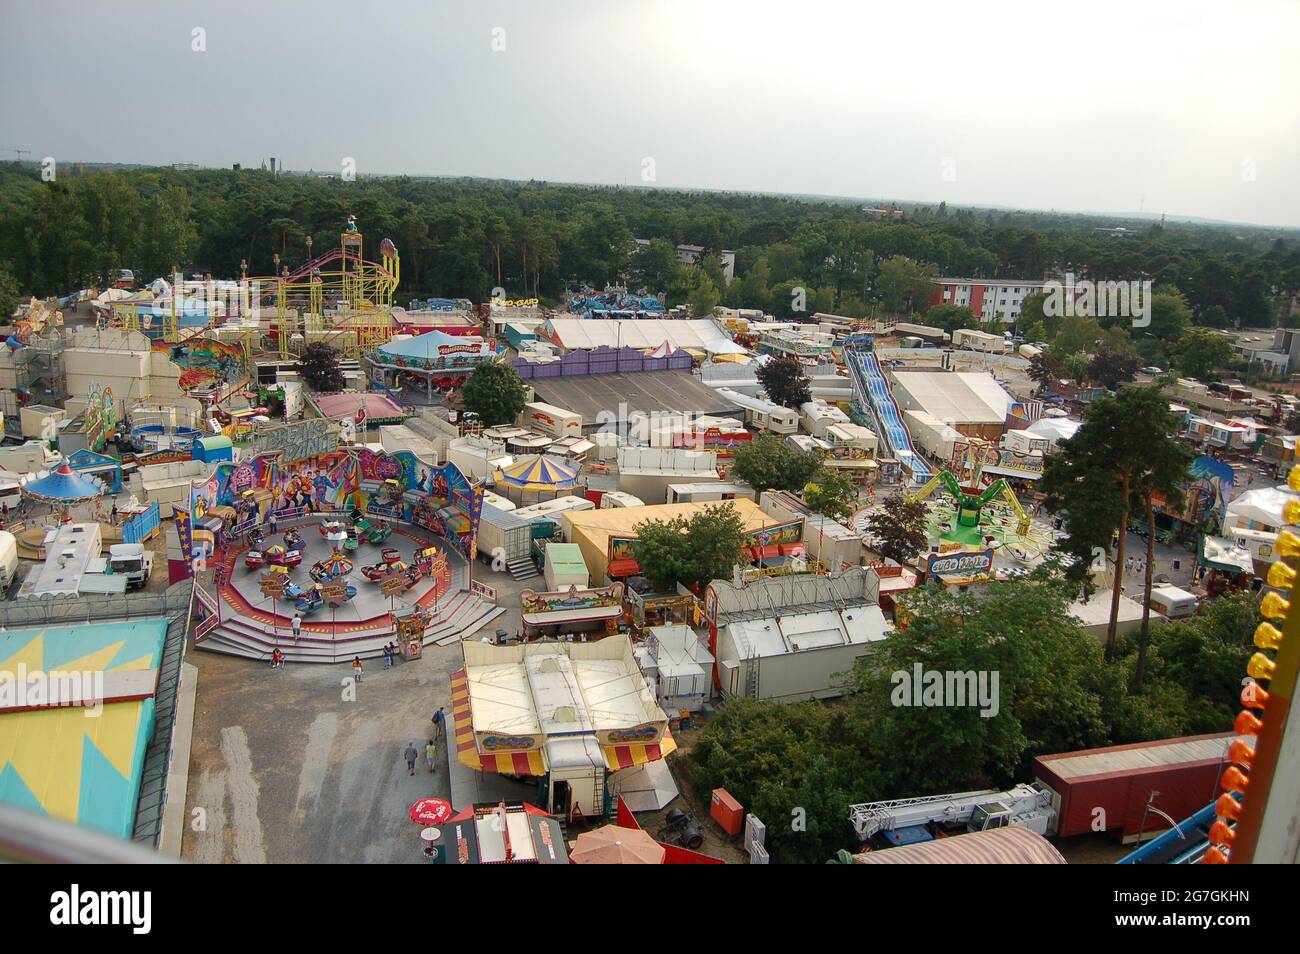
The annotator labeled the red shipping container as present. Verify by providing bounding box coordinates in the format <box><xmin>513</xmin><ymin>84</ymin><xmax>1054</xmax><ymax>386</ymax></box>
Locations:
<box><xmin>710</xmin><ymin>788</ymin><xmax>744</xmax><ymax>837</ymax></box>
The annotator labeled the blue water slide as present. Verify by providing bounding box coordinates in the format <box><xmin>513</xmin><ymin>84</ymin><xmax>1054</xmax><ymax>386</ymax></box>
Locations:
<box><xmin>1116</xmin><ymin>801</ymin><xmax>1224</xmax><ymax>864</ymax></box>
<box><xmin>848</xmin><ymin>349</ymin><xmax>931</xmax><ymax>482</ymax></box>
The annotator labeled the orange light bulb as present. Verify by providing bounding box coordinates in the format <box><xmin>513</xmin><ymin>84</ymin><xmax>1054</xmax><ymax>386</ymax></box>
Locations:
<box><xmin>1214</xmin><ymin>793</ymin><xmax>1242</xmax><ymax>821</ymax></box>
<box><xmin>1247</xmin><ymin>652</ymin><xmax>1277</xmax><ymax>681</ymax></box>
<box><xmin>1254</xmin><ymin>622</ymin><xmax>1284</xmax><ymax>651</ymax></box>
<box><xmin>1241</xmin><ymin>681</ymin><xmax>1271</xmax><ymax>709</ymax></box>
<box><xmin>1221</xmin><ymin>765</ymin><xmax>1250</xmax><ymax>794</ymax></box>
<box><xmin>1202</xmin><ymin>845</ymin><xmax>1229</xmax><ymax>864</ymax></box>
<box><xmin>1209</xmin><ymin>820</ymin><xmax>1236</xmax><ymax>847</ymax></box>
<box><xmin>1260</xmin><ymin>591</ymin><xmax>1290</xmax><ymax>620</ymax></box>
<box><xmin>1234</xmin><ymin>709</ymin><xmax>1264</xmax><ymax>735</ymax></box>
<box><xmin>1266</xmin><ymin>562</ymin><xmax>1296</xmax><ymax>589</ymax></box>
<box><xmin>1227</xmin><ymin>739</ymin><xmax>1255</xmax><ymax>768</ymax></box>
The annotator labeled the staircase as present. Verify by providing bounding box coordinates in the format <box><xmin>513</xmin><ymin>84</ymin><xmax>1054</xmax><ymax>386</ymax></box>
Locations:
<box><xmin>506</xmin><ymin>557</ymin><xmax>540</xmax><ymax>582</ymax></box>
<box><xmin>196</xmin><ymin>590</ymin><xmax>506</xmax><ymax>664</ymax></box>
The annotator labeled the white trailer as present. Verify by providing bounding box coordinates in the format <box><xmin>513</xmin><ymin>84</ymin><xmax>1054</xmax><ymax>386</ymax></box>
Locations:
<box><xmin>599</xmin><ymin>491</ymin><xmax>644</xmax><ymax>509</ymax></box>
<box><xmin>521</xmin><ymin>401</ymin><xmax>583</xmax><ymax>438</ymax></box>
<box><xmin>713</xmin><ymin>388</ymin><xmax>799</xmax><ymax>434</ymax></box>
<box><xmin>800</xmin><ymin>400</ymin><xmax>851</xmax><ymax>438</ymax></box>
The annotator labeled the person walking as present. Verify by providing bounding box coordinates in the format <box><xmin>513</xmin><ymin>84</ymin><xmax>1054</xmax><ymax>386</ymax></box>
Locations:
<box><xmin>1125</xmin><ymin>556</ymin><xmax>1134</xmax><ymax>576</ymax></box>
<box><xmin>268</xmin><ymin>510</ymin><xmax>278</xmax><ymax>535</ymax></box>
<box><xmin>291</xmin><ymin>612</ymin><xmax>302</xmax><ymax>642</ymax></box>
<box><xmin>352</xmin><ymin>656</ymin><xmax>364</xmax><ymax>683</ymax></box>
<box><xmin>383</xmin><ymin>643</ymin><xmax>393</xmax><ymax>668</ymax></box>
<box><xmin>425</xmin><ymin>739</ymin><xmax>437</xmax><ymax>773</ymax></box>
<box><xmin>404</xmin><ymin>742</ymin><xmax>419</xmax><ymax>776</ymax></box>
<box><xmin>432</xmin><ymin>706</ymin><xmax>445</xmax><ymax>740</ymax></box>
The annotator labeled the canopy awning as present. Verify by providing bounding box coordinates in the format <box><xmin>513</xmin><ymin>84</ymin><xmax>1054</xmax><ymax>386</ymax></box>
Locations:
<box><xmin>451</xmin><ymin>668</ymin><xmax>548</xmax><ymax>776</ymax></box>
<box><xmin>493</xmin><ymin>454</ymin><xmax>580</xmax><ymax>492</ymax></box>
<box><xmin>607</xmin><ymin>558</ymin><xmax>640</xmax><ymax>578</ymax></box>
<box><xmin>602</xmin><ymin>731</ymin><xmax>678</xmax><ymax>771</ymax></box>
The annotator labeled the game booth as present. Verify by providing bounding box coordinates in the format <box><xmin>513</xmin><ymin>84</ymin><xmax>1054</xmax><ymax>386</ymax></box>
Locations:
<box><xmin>183</xmin><ymin>421</ymin><xmax>486</xmax><ymax>662</ymax></box>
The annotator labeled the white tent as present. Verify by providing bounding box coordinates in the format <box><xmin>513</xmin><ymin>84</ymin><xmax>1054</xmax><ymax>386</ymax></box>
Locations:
<box><xmin>1225</xmin><ymin>485</ymin><xmax>1298</xmax><ymax>530</ymax></box>
<box><xmin>611</xmin><ymin>760</ymin><xmax>680</xmax><ymax>812</ymax></box>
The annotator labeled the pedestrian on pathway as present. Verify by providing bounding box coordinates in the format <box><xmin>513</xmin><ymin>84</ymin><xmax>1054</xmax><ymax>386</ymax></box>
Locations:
<box><xmin>352</xmin><ymin>656</ymin><xmax>364</xmax><ymax>683</ymax></box>
<box><xmin>432</xmin><ymin>706</ymin><xmax>445</xmax><ymax>739</ymax></box>
<box><xmin>268</xmin><ymin>510</ymin><xmax>278</xmax><ymax>535</ymax></box>
<box><xmin>404</xmin><ymin>742</ymin><xmax>419</xmax><ymax>776</ymax></box>
<box><xmin>1136</xmin><ymin>560</ymin><xmax>1145</xmax><ymax>579</ymax></box>
<box><xmin>1125</xmin><ymin>557</ymin><xmax>1134</xmax><ymax>575</ymax></box>
<box><xmin>383</xmin><ymin>643</ymin><xmax>393</xmax><ymax>668</ymax></box>
<box><xmin>291</xmin><ymin>612</ymin><xmax>302</xmax><ymax>641</ymax></box>
<box><xmin>425</xmin><ymin>739</ymin><xmax>437</xmax><ymax>773</ymax></box>
<box><xmin>271</xmin><ymin>648</ymin><xmax>285</xmax><ymax>670</ymax></box>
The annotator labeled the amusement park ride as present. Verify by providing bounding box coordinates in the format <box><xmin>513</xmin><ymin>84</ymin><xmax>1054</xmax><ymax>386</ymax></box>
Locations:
<box><xmin>112</xmin><ymin>216</ymin><xmax>401</xmax><ymax>364</ymax></box>
<box><xmin>906</xmin><ymin>438</ymin><xmax>1033</xmax><ymax>538</ymax></box>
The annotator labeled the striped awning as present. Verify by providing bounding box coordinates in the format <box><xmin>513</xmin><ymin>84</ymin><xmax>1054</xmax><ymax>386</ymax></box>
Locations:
<box><xmin>602</xmin><ymin>730</ymin><xmax>678</xmax><ymax>771</ymax></box>
<box><xmin>450</xmin><ymin>668</ymin><xmax>547</xmax><ymax>776</ymax></box>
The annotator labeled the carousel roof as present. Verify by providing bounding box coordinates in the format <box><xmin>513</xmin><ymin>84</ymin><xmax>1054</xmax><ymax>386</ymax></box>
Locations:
<box><xmin>378</xmin><ymin>329</ymin><xmax>493</xmax><ymax>361</ymax></box>
<box><xmin>493</xmin><ymin>455</ymin><xmax>581</xmax><ymax>492</ymax></box>
<box><xmin>20</xmin><ymin>461</ymin><xmax>106</xmax><ymax>503</ymax></box>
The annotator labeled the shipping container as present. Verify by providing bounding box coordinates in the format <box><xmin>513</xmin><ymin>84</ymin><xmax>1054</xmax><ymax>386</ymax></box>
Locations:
<box><xmin>475</xmin><ymin>504</ymin><xmax>532</xmax><ymax>566</ymax></box>
<box><xmin>1033</xmin><ymin>733</ymin><xmax>1235</xmax><ymax>842</ymax></box>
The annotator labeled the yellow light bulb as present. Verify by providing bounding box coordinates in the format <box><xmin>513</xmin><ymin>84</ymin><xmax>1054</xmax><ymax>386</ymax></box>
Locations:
<box><xmin>1277</xmin><ymin>530</ymin><xmax>1300</xmax><ymax>559</ymax></box>
<box><xmin>1247</xmin><ymin>652</ymin><xmax>1277</xmax><ymax>681</ymax></box>
<box><xmin>1254</xmin><ymin>622</ymin><xmax>1284</xmax><ymax>651</ymax></box>
<box><xmin>1267</xmin><ymin>562</ymin><xmax>1296</xmax><ymax>589</ymax></box>
<box><xmin>1290</xmin><ymin>465</ymin><xmax>1300</xmax><ymax>493</ymax></box>
<box><xmin>1286</xmin><ymin>499</ymin><xmax>1300</xmax><ymax>526</ymax></box>
<box><xmin>1260</xmin><ymin>591</ymin><xmax>1290</xmax><ymax>620</ymax></box>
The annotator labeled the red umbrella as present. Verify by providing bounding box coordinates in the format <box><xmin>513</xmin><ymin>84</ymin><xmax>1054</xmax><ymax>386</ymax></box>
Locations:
<box><xmin>409</xmin><ymin>798</ymin><xmax>452</xmax><ymax>825</ymax></box>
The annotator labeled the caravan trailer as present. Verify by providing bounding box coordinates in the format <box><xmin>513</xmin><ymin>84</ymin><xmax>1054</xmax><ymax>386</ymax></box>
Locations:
<box><xmin>713</xmin><ymin>388</ymin><xmax>799</xmax><ymax>434</ymax></box>
<box><xmin>511</xmin><ymin>495</ymin><xmax>596</xmax><ymax>538</ymax></box>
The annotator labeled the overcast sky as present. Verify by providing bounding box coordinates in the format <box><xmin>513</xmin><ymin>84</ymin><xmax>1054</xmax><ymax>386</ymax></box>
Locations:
<box><xmin>3</xmin><ymin>0</ymin><xmax>1297</xmax><ymax>227</ymax></box>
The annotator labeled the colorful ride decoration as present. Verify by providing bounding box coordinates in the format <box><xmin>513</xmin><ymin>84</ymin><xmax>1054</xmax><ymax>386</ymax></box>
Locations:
<box><xmin>310</xmin><ymin>551</ymin><xmax>354</xmax><ymax>583</ymax></box>
<box><xmin>184</xmin><ymin>448</ymin><xmax>485</xmax><ymax>570</ymax></box>
<box><xmin>909</xmin><ymin>470</ymin><xmax>1032</xmax><ymax>536</ymax></box>
<box><xmin>395</xmin><ymin>609</ymin><xmax>431</xmax><ymax>659</ymax></box>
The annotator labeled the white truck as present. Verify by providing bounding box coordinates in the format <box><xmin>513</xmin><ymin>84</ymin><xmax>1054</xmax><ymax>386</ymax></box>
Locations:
<box><xmin>848</xmin><ymin>783</ymin><xmax>1056</xmax><ymax>849</ymax></box>
<box><xmin>107</xmin><ymin>543</ymin><xmax>153</xmax><ymax>591</ymax></box>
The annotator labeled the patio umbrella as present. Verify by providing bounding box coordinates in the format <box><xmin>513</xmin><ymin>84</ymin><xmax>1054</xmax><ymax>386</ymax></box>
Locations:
<box><xmin>409</xmin><ymin>797</ymin><xmax>452</xmax><ymax>825</ymax></box>
<box><xmin>492</xmin><ymin>454</ymin><xmax>580</xmax><ymax>493</ymax></box>
<box><xmin>570</xmin><ymin>825</ymin><xmax>665</xmax><ymax>865</ymax></box>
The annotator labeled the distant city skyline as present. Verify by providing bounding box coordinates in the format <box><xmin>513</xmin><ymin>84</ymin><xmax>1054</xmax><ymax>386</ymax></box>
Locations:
<box><xmin>2</xmin><ymin>0</ymin><xmax>1297</xmax><ymax>229</ymax></box>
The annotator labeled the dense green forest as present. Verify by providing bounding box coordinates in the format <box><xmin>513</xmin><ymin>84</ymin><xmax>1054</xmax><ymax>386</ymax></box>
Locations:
<box><xmin>1</xmin><ymin>163</ymin><xmax>1297</xmax><ymax>330</ymax></box>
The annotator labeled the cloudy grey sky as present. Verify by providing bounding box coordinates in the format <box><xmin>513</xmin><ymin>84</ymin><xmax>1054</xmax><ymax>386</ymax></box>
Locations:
<box><xmin>3</xmin><ymin>0</ymin><xmax>1297</xmax><ymax>226</ymax></box>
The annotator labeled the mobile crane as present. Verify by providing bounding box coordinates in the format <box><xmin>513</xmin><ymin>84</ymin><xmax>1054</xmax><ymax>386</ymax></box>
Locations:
<box><xmin>848</xmin><ymin>782</ymin><xmax>1056</xmax><ymax>849</ymax></box>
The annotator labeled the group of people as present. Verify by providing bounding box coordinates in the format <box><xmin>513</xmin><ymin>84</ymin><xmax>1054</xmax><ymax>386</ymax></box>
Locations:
<box><xmin>402</xmin><ymin>709</ymin><xmax>446</xmax><ymax>776</ymax></box>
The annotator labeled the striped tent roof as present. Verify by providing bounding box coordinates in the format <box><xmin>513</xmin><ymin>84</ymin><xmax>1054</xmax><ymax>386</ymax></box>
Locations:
<box><xmin>852</xmin><ymin>826</ymin><xmax>1066</xmax><ymax>864</ymax></box>
<box><xmin>493</xmin><ymin>454</ymin><xmax>580</xmax><ymax>492</ymax></box>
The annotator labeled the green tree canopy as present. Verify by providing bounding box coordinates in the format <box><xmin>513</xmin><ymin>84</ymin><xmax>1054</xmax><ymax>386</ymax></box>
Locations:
<box><xmin>730</xmin><ymin>435</ymin><xmax>822</xmax><ymax>494</ymax></box>
<box><xmin>461</xmin><ymin>361</ymin><xmax>527</xmax><ymax>426</ymax></box>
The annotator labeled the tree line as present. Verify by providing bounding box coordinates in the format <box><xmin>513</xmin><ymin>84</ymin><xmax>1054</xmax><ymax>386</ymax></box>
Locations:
<box><xmin>2</xmin><ymin>163</ymin><xmax>1297</xmax><ymax>331</ymax></box>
